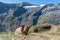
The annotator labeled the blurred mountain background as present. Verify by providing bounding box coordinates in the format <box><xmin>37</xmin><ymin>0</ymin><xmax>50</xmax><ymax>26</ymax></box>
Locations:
<box><xmin>0</xmin><ymin>2</ymin><xmax>60</xmax><ymax>32</ymax></box>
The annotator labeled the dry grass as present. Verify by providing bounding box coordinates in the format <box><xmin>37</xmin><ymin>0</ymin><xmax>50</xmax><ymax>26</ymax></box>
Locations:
<box><xmin>0</xmin><ymin>32</ymin><xmax>24</xmax><ymax>40</ymax></box>
<box><xmin>0</xmin><ymin>31</ymin><xmax>60</xmax><ymax>40</ymax></box>
<box><xmin>28</xmin><ymin>26</ymin><xmax>37</xmax><ymax>33</ymax></box>
<box><xmin>0</xmin><ymin>24</ymin><xmax>60</xmax><ymax>40</ymax></box>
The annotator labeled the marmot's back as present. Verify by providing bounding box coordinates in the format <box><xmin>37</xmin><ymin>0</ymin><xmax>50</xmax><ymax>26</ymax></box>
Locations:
<box><xmin>15</xmin><ymin>25</ymin><xmax>24</xmax><ymax>34</ymax></box>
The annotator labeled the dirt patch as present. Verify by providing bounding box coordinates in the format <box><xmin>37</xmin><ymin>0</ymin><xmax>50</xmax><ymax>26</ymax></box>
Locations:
<box><xmin>12</xmin><ymin>36</ymin><xmax>49</xmax><ymax>40</ymax></box>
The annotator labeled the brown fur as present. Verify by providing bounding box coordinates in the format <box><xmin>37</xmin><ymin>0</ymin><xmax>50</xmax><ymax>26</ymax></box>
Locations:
<box><xmin>34</xmin><ymin>24</ymin><xmax>51</xmax><ymax>32</ymax></box>
<box><xmin>38</xmin><ymin>25</ymin><xmax>51</xmax><ymax>31</ymax></box>
<box><xmin>23</xmin><ymin>26</ymin><xmax>30</xmax><ymax>35</ymax></box>
<box><xmin>15</xmin><ymin>25</ymin><xmax>24</xmax><ymax>34</ymax></box>
<box><xmin>15</xmin><ymin>25</ymin><xmax>30</xmax><ymax>35</ymax></box>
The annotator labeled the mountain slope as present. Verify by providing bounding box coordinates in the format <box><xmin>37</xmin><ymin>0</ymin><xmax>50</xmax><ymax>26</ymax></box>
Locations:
<box><xmin>0</xmin><ymin>2</ymin><xmax>60</xmax><ymax>32</ymax></box>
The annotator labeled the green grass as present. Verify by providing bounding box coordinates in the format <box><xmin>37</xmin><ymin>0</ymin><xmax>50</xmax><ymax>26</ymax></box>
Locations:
<box><xmin>57</xmin><ymin>27</ymin><xmax>60</xmax><ymax>32</ymax></box>
<box><xmin>0</xmin><ymin>32</ymin><xmax>24</xmax><ymax>40</ymax></box>
<box><xmin>0</xmin><ymin>32</ymin><xmax>60</xmax><ymax>40</ymax></box>
<box><xmin>28</xmin><ymin>26</ymin><xmax>37</xmax><ymax>34</ymax></box>
<box><xmin>0</xmin><ymin>24</ymin><xmax>60</xmax><ymax>40</ymax></box>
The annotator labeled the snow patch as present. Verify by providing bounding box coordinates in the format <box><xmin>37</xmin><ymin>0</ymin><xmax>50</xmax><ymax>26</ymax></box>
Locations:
<box><xmin>40</xmin><ymin>4</ymin><xmax>46</xmax><ymax>7</ymax></box>
<box><xmin>24</xmin><ymin>6</ymin><xmax>40</xmax><ymax>8</ymax></box>
<box><xmin>24</xmin><ymin>4</ymin><xmax>46</xmax><ymax>8</ymax></box>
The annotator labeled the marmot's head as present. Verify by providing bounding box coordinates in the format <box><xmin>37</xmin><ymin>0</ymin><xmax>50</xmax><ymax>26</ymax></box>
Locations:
<box><xmin>23</xmin><ymin>25</ymin><xmax>30</xmax><ymax>35</ymax></box>
<box><xmin>20</xmin><ymin>25</ymin><xmax>25</xmax><ymax>33</ymax></box>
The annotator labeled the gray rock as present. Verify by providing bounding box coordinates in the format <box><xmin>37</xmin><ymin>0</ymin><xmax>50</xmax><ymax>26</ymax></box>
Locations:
<box><xmin>0</xmin><ymin>2</ymin><xmax>60</xmax><ymax>32</ymax></box>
